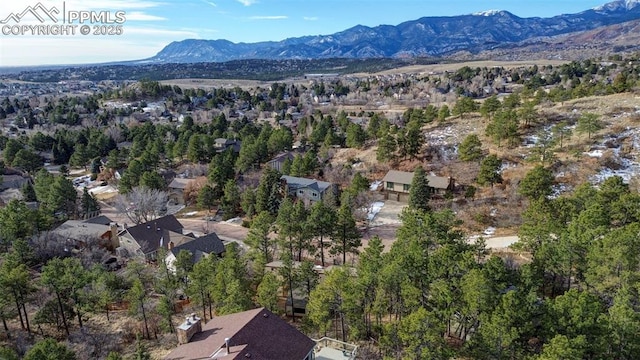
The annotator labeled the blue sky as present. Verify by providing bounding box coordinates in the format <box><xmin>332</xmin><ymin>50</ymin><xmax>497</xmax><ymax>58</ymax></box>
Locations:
<box><xmin>0</xmin><ymin>0</ymin><xmax>610</xmax><ymax>66</ymax></box>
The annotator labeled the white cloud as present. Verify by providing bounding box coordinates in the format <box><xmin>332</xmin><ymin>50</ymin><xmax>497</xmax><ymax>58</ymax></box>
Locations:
<box><xmin>202</xmin><ymin>0</ymin><xmax>217</xmax><ymax>7</ymax></box>
<box><xmin>303</xmin><ymin>16</ymin><xmax>318</xmax><ymax>21</ymax></box>
<box><xmin>125</xmin><ymin>11</ymin><xmax>166</xmax><ymax>21</ymax></box>
<box><xmin>248</xmin><ymin>15</ymin><xmax>287</xmax><ymax>20</ymax></box>
<box><xmin>236</xmin><ymin>0</ymin><xmax>257</xmax><ymax>6</ymax></box>
<box><xmin>61</xmin><ymin>0</ymin><xmax>164</xmax><ymax>11</ymax></box>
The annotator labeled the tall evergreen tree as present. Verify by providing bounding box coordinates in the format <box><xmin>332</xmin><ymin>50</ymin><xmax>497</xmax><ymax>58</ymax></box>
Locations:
<box><xmin>477</xmin><ymin>154</ymin><xmax>503</xmax><ymax>187</ymax></box>
<box><xmin>408</xmin><ymin>167</ymin><xmax>431</xmax><ymax>212</ymax></box>
<box><xmin>81</xmin><ymin>187</ymin><xmax>100</xmax><ymax>218</ymax></box>
<box><xmin>330</xmin><ymin>196</ymin><xmax>361</xmax><ymax>265</ymax></box>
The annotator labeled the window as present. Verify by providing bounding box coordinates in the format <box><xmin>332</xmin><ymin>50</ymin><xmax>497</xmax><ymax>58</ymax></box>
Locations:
<box><xmin>298</xmin><ymin>190</ymin><xmax>304</xmax><ymax>194</ymax></box>
<box><xmin>403</xmin><ymin>184</ymin><xmax>410</xmax><ymax>191</ymax></box>
<box><xmin>312</xmin><ymin>192</ymin><xmax>318</xmax><ymax>197</ymax></box>
<box><xmin>386</xmin><ymin>182</ymin><xmax>394</xmax><ymax>189</ymax></box>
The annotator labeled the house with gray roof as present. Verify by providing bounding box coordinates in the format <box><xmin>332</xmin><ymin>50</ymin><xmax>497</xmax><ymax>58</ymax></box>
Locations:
<box><xmin>117</xmin><ymin>215</ymin><xmax>193</xmax><ymax>261</ymax></box>
<box><xmin>0</xmin><ymin>174</ymin><xmax>31</xmax><ymax>191</ymax></box>
<box><xmin>214</xmin><ymin>138</ymin><xmax>242</xmax><ymax>153</ymax></box>
<box><xmin>51</xmin><ymin>216</ymin><xmax>118</xmax><ymax>251</ymax></box>
<box><xmin>281</xmin><ymin>175</ymin><xmax>336</xmax><ymax>204</ymax></box>
<box><xmin>165</xmin><ymin>232</ymin><xmax>226</xmax><ymax>273</ymax></box>
<box><xmin>382</xmin><ymin>170</ymin><xmax>455</xmax><ymax>202</ymax></box>
<box><xmin>267</xmin><ymin>152</ymin><xmax>295</xmax><ymax>172</ymax></box>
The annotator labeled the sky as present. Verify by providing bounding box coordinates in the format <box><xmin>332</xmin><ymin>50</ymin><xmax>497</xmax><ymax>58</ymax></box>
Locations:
<box><xmin>0</xmin><ymin>0</ymin><xmax>612</xmax><ymax>67</ymax></box>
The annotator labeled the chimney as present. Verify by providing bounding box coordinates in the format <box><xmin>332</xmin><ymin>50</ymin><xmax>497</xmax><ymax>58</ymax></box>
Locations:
<box><xmin>110</xmin><ymin>223</ymin><xmax>120</xmax><ymax>249</ymax></box>
<box><xmin>177</xmin><ymin>313</ymin><xmax>202</xmax><ymax>344</ymax></box>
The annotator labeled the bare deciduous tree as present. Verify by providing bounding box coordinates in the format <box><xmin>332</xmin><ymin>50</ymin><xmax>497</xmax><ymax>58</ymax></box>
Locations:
<box><xmin>115</xmin><ymin>186</ymin><xmax>168</xmax><ymax>225</ymax></box>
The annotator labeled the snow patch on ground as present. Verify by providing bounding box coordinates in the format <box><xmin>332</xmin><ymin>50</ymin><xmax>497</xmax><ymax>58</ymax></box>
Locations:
<box><xmin>225</xmin><ymin>217</ymin><xmax>243</xmax><ymax>225</ymax></box>
<box><xmin>585</xmin><ymin>150</ymin><xmax>604</xmax><ymax>158</ymax></box>
<box><xmin>590</xmin><ymin>127</ymin><xmax>640</xmax><ymax>184</ymax></box>
<box><xmin>366</xmin><ymin>201</ymin><xmax>385</xmax><ymax>221</ymax></box>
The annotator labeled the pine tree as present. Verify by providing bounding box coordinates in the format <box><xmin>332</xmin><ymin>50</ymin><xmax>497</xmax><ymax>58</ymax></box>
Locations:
<box><xmin>477</xmin><ymin>154</ymin><xmax>503</xmax><ymax>187</ymax></box>
<box><xmin>408</xmin><ymin>167</ymin><xmax>431</xmax><ymax>212</ymax></box>
<box><xmin>81</xmin><ymin>187</ymin><xmax>100</xmax><ymax>218</ymax></box>
<box><xmin>458</xmin><ymin>134</ymin><xmax>483</xmax><ymax>161</ymax></box>
<box><xmin>376</xmin><ymin>129</ymin><xmax>397</xmax><ymax>163</ymax></box>
<box><xmin>330</xmin><ymin>196</ymin><xmax>361</xmax><ymax>265</ymax></box>
<box><xmin>221</xmin><ymin>179</ymin><xmax>241</xmax><ymax>220</ymax></box>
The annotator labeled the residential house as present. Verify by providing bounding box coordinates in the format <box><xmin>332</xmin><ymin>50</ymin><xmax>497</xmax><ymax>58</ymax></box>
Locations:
<box><xmin>51</xmin><ymin>216</ymin><xmax>118</xmax><ymax>251</ymax></box>
<box><xmin>167</xmin><ymin>177</ymin><xmax>196</xmax><ymax>205</ymax></box>
<box><xmin>382</xmin><ymin>170</ymin><xmax>455</xmax><ymax>202</ymax></box>
<box><xmin>214</xmin><ymin>138</ymin><xmax>242</xmax><ymax>153</ymax></box>
<box><xmin>266</xmin><ymin>152</ymin><xmax>295</xmax><ymax>172</ymax></box>
<box><xmin>165</xmin><ymin>307</ymin><xmax>316</xmax><ymax>360</ymax></box>
<box><xmin>281</xmin><ymin>175</ymin><xmax>336</xmax><ymax>204</ymax></box>
<box><xmin>0</xmin><ymin>174</ymin><xmax>31</xmax><ymax>191</ymax></box>
<box><xmin>167</xmin><ymin>176</ymin><xmax>207</xmax><ymax>205</ymax></box>
<box><xmin>165</xmin><ymin>232</ymin><xmax>226</xmax><ymax>273</ymax></box>
<box><xmin>117</xmin><ymin>215</ymin><xmax>193</xmax><ymax>260</ymax></box>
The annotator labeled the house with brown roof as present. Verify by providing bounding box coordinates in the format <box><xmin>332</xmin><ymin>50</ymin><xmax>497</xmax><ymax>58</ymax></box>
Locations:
<box><xmin>117</xmin><ymin>215</ymin><xmax>193</xmax><ymax>261</ymax></box>
<box><xmin>382</xmin><ymin>170</ymin><xmax>455</xmax><ymax>202</ymax></box>
<box><xmin>165</xmin><ymin>307</ymin><xmax>315</xmax><ymax>360</ymax></box>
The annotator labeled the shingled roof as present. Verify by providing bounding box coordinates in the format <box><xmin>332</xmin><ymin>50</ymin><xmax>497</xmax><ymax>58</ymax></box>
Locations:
<box><xmin>281</xmin><ymin>175</ymin><xmax>333</xmax><ymax>193</ymax></box>
<box><xmin>165</xmin><ymin>308</ymin><xmax>315</xmax><ymax>360</ymax></box>
<box><xmin>382</xmin><ymin>170</ymin><xmax>453</xmax><ymax>190</ymax></box>
<box><xmin>120</xmin><ymin>215</ymin><xmax>185</xmax><ymax>255</ymax></box>
<box><xmin>170</xmin><ymin>232</ymin><xmax>225</xmax><ymax>263</ymax></box>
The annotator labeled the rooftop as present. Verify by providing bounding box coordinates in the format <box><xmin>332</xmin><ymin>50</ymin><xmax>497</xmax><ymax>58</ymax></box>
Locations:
<box><xmin>382</xmin><ymin>170</ymin><xmax>452</xmax><ymax>189</ymax></box>
<box><xmin>170</xmin><ymin>232</ymin><xmax>226</xmax><ymax>262</ymax></box>
<box><xmin>168</xmin><ymin>177</ymin><xmax>195</xmax><ymax>190</ymax></box>
<box><xmin>165</xmin><ymin>307</ymin><xmax>315</xmax><ymax>360</ymax></box>
<box><xmin>281</xmin><ymin>175</ymin><xmax>333</xmax><ymax>193</ymax></box>
<box><xmin>119</xmin><ymin>215</ymin><xmax>187</xmax><ymax>254</ymax></box>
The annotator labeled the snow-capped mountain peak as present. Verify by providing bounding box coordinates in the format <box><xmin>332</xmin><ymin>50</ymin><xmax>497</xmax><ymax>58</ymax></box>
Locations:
<box><xmin>472</xmin><ymin>9</ymin><xmax>503</xmax><ymax>16</ymax></box>
<box><xmin>594</xmin><ymin>0</ymin><xmax>640</xmax><ymax>12</ymax></box>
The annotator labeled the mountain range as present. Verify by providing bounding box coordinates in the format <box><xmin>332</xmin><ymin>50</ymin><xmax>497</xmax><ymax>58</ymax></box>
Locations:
<box><xmin>145</xmin><ymin>0</ymin><xmax>640</xmax><ymax>64</ymax></box>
